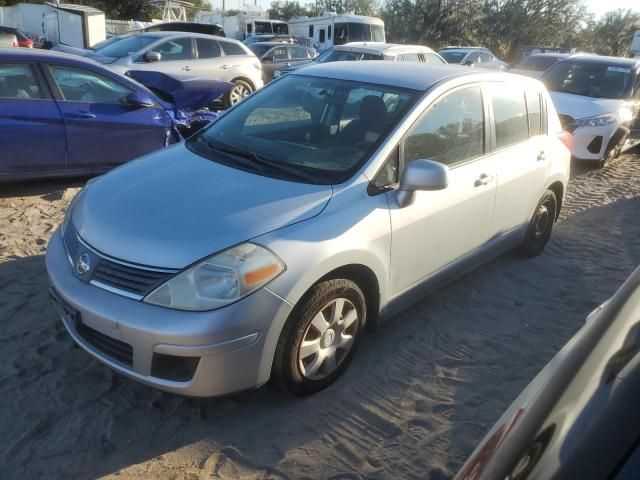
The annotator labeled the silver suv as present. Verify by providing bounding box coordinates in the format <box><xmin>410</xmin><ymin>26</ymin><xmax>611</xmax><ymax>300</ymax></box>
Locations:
<box><xmin>88</xmin><ymin>32</ymin><xmax>263</xmax><ymax>107</ymax></box>
<box><xmin>47</xmin><ymin>62</ymin><xmax>571</xmax><ymax>397</ymax></box>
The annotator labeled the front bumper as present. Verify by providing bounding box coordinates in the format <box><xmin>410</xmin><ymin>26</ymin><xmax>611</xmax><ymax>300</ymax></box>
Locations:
<box><xmin>569</xmin><ymin>123</ymin><xmax>619</xmax><ymax>161</ymax></box>
<box><xmin>46</xmin><ymin>230</ymin><xmax>292</xmax><ymax>397</ymax></box>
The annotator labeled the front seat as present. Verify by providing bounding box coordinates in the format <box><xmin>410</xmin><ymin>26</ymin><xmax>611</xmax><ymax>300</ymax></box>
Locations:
<box><xmin>340</xmin><ymin>95</ymin><xmax>388</xmax><ymax>145</ymax></box>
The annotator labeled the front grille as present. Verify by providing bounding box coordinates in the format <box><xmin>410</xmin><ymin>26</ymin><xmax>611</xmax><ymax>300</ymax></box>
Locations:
<box><xmin>77</xmin><ymin>321</ymin><xmax>133</xmax><ymax>367</ymax></box>
<box><xmin>63</xmin><ymin>224</ymin><xmax>176</xmax><ymax>299</ymax></box>
<box><xmin>92</xmin><ymin>260</ymin><xmax>173</xmax><ymax>297</ymax></box>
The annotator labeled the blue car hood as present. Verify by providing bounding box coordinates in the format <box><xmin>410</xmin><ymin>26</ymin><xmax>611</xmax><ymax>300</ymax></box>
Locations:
<box><xmin>72</xmin><ymin>145</ymin><xmax>332</xmax><ymax>269</ymax></box>
<box><xmin>127</xmin><ymin>70</ymin><xmax>233</xmax><ymax>111</ymax></box>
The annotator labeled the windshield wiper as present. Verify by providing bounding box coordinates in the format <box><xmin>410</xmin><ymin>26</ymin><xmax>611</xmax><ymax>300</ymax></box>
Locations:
<box><xmin>197</xmin><ymin>138</ymin><xmax>320</xmax><ymax>184</ymax></box>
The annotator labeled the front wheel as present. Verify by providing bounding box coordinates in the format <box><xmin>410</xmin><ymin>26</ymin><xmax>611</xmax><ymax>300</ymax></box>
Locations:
<box><xmin>223</xmin><ymin>79</ymin><xmax>253</xmax><ymax>108</ymax></box>
<box><xmin>271</xmin><ymin>279</ymin><xmax>366</xmax><ymax>396</ymax></box>
<box><xmin>517</xmin><ymin>190</ymin><xmax>557</xmax><ymax>258</ymax></box>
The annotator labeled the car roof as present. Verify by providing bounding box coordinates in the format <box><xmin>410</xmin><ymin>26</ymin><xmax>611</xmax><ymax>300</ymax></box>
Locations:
<box><xmin>337</xmin><ymin>42</ymin><xmax>437</xmax><ymax>54</ymax></box>
<box><xmin>524</xmin><ymin>52</ymin><xmax>572</xmax><ymax>58</ymax></box>
<box><xmin>251</xmin><ymin>42</ymin><xmax>299</xmax><ymax>47</ymax></box>
<box><xmin>0</xmin><ymin>48</ymin><xmax>103</xmax><ymax>65</ymax></box>
<box><xmin>132</xmin><ymin>30</ymin><xmax>234</xmax><ymax>42</ymax></box>
<box><xmin>558</xmin><ymin>53</ymin><xmax>640</xmax><ymax>68</ymax></box>
<box><xmin>291</xmin><ymin>61</ymin><xmax>527</xmax><ymax>91</ymax></box>
<box><xmin>441</xmin><ymin>46</ymin><xmax>490</xmax><ymax>52</ymax></box>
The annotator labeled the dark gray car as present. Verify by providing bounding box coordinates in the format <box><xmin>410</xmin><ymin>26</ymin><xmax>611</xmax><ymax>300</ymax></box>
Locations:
<box><xmin>247</xmin><ymin>42</ymin><xmax>315</xmax><ymax>82</ymax></box>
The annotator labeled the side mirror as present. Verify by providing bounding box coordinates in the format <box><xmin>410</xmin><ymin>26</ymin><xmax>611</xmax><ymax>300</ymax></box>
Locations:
<box><xmin>126</xmin><ymin>92</ymin><xmax>154</xmax><ymax>108</ymax></box>
<box><xmin>396</xmin><ymin>159</ymin><xmax>449</xmax><ymax>207</ymax></box>
<box><xmin>145</xmin><ymin>51</ymin><xmax>161</xmax><ymax>62</ymax></box>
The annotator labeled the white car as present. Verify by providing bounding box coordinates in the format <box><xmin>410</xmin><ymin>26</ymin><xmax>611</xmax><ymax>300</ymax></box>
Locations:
<box><xmin>439</xmin><ymin>46</ymin><xmax>507</xmax><ymax>71</ymax></box>
<box><xmin>541</xmin><ymin>55</ymin><xmax>640</xmax><ymax>167</ymax></box>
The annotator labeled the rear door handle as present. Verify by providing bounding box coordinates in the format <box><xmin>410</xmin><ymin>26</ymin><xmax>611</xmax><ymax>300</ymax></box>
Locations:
<box><xmin>474</xmin><ymin>173</ymin><xmax>494</xmax><ymax>187</ymax></box>
<box><xmin>537</xmin><ymin>151</ymin><xmax>546</xmax><ymax>161</ymax></box>
<box><xmin>284</xmin><ymin>62</ymin><xmax>291</xmax><ymax>67</ymax></box>
<box><xmin>182</xmin><ymin>65</ymin><xmax>192</xmax><ymax>71</ymax></box>
<box><xmin>68</xmin><ymin>111</ymin><xmax>96</xmax><ymax>120</ymax></box>
<box><xmin>220</xmin><ymin>64</ymin><xmax>231</xmax><ymax>70</ymax></box>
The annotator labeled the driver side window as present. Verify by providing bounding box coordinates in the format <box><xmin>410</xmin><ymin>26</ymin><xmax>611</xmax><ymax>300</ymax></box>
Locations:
<box><xmin>404</xmin><ymin>87</ymin><xmax>484</xmax><ymax>167</ymax></box>
<box><xmin>50</xmin><ymin>66</ymin><xmax>133</xmax><ymax>104</ymax></box>
<box><xmin>150</xmin><ymin>38</ymin><xmax>192</xmax><ymax>62</ymax></box>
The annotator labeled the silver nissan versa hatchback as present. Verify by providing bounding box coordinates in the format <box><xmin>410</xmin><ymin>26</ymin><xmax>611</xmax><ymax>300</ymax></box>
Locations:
<box><xmin>46</xmin><ymin>62</ymin><xmax>571</xmax><ymax>397</ymax></box>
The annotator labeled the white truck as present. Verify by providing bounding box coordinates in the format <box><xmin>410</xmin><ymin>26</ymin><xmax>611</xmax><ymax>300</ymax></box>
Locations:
<box><xmin>196</xmin><ymin>7</ymin><xmax>288</xmax><ymax>41</ymax></box>
<box><xmin>287</xmin><ymin>13</ymin><xmax>384</xmax><ymax>52</ymax></box>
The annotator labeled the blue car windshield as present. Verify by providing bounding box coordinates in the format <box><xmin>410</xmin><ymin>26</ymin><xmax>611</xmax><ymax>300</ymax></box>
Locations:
<box><xmin>95</xmin><ymin>34</ymin><xmax>159</xmax><ymax>58</ymax></box>
<box><xmin>187</xmin><ymin>75</ymin><xmax>417</xmax><ymax>184</ymax></box>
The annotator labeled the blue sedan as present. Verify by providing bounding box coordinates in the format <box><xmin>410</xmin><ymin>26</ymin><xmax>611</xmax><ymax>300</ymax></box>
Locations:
<box><xmin>0</xmin><ymin>48</ymin><xmax>230</xmax><ymax>182</ymax></box>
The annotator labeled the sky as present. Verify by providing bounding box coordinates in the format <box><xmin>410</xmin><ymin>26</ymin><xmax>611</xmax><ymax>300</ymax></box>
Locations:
<box><xmin>586</xmin><ymin>0</ymin><xmax>640</xmax><ymax>17</ymax></box>
<box><xmin>206</xmin><ymin>0</ymin><xmax>639</xmax><ymax>17</ymax></box>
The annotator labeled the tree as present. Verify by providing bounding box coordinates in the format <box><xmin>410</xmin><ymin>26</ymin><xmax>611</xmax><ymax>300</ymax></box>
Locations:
<box><xmin>581</xmin><ymin>9</ymin><xmax>640</xmax><ymax>56</ymax></box>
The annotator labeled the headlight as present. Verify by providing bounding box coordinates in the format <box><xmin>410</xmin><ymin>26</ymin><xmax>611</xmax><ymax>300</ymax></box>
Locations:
<box><xmin>144</xmin><ymin>243</ymin><xmax>285</xmax><ymax>311</ymax></box>
<box><xmin>274</xmin><ymin>70</ymin><xmax>282</xmax><ymax>78</ymax></box>
<box><xmin>572</xmin><ymin>112</ymin><xmax>620</xmax><ymax>128</ymax></box>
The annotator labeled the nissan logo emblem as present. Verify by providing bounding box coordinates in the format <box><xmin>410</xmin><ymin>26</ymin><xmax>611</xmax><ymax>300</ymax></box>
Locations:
<box><xmin>76</xmin><ymin>253</ymin><xmax>91</xmax><ymax>275</ymax></box>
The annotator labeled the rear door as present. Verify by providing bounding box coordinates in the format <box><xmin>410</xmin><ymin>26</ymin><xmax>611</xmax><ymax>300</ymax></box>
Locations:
<box><xmin>487</xmin><ymin>83</ymin><xmax>550</xmax><ymax>236</ymax></box>
<box><xmin>46</xmin><ymin>64</ymin><xmax>171</xmax><ymax>170</ymax></box>
<box><xmin>261</xmin><ymin>45</ymin><xmax>289</xmax><ymax>81</ymax></box>
<box><xmin>0</xmin><ymin>62</ymin><xmax>67</xmax><ymax>175</ymax></box>
<box><xmin>192</xmin><ymin>37</ymin><xmax>227</xmax><ymax>79</ymax></box>
<box><xmin>386</xmin><ymin>85</ymin><xmax>497</xmax><ymax>297</ymax></box>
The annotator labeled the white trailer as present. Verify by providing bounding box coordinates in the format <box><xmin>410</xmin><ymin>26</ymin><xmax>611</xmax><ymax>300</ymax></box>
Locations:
<box><xmin>288</xmin><ymin>13</ymin><xmax>384</xmax><ymax>52</ymax></box>
<box><xmin>630</xmin><ymin>30</ymin><xmax>640</xmax><ymax>59</ymax></box>
<box><xmin>196</xmin><ymin>6</ymin><xmax>288</xmax><ymax>41</ymax></box>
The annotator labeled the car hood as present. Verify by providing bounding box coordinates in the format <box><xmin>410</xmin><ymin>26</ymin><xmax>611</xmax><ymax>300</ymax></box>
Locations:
<box><xmin>127</xmin><ymin>70</ymin><xmax>233</xmax><ymax>112</ymax></box>
<box><xmin>72</xmin><ymin>146</ymin><xmax>332</xmax><ymax>269</ymax></box>
<box><xmin>549</xmin><ymin>91</ymin><xmax>628</xmax><ymax>120</ymax></box>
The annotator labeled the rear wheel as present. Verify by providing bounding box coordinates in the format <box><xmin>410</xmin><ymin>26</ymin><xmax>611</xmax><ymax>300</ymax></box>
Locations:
<box><xmin>271</xmin><ymin>278</ymin><xmax>366</xmax><ymax>396</ymax></box>
<box><xmin>517</xmin><ymin>190</ymin><xmax>557</xmax><ymax>258</ymax></box>
<box><xmin>223</xmin><ymin>79</ymin><xmax>253</xmax><ymax>108</ymax></box>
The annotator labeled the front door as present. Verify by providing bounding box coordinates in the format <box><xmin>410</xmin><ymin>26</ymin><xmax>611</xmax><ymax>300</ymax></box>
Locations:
<box><xmin>386</xmin><ymin>86</ymin><xmax>497</xmax><ymax>297</ymax></box>
<box><xmin>0</xmin><ymin>63</ymin><xmax>66</xmax><ymax>175</ymax></box>
<box><xmin>47</xmin><ymin>64</ymin><xmax>171</xmax><ymax>170</ymax></box>
<box><xmin>133</xmin><ymin>37</ymin><xmax>194</xmax><ymax>76</ymax></box>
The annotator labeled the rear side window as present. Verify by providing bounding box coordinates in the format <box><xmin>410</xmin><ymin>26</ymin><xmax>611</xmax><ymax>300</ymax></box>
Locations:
<box><xmin>196</xmin><ymin>38</ymin><xmax>221</xmax><ymax>59</ymax></box>
<box><xmin>404</xmin><ymin>86</ymin><xmax>484</xmax><ymax>167</ymax></box>
<box><xmin>399</xmin><ymin>52</ymin><xmax>420</xmax><ymax>62</ymax></box>
<box><xmin>290</xmin><ymin>45</ymin><xmax>310</xmax><ymax>60</ymax></box>
<box><xmin>0</xmin><ymin>64</ymin><xmax>42</xmax><ymax>99</ymax></box>
<box><xmin>527</xmin><ymin>91</ymin><xmax>543</xmax><ymax>136</ymax></box>
<box><xmin>220</xmin><ymin>41</ymin><xmax>246</xmax><ymax>56</ymax></box>
<box><xmin>425</xmin><ymin>53</ymin><xmax>446</xmax><ymax>64</ymax></box>
<box><xmin>491</xmin><ymin>86</ymin><xmax>529</xmax><ymax>149</ymax></box>
<box><xmin>270</xmin><ymin>46</ymin><xmax>289</xmax><ymax>61</ymax></box>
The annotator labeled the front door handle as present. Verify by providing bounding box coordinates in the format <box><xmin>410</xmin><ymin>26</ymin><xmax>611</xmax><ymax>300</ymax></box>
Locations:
<box><xmin>68</xmin><ymin>111</ymin><xmax>96</xmax><ymax>120</ymax></box>
<box><xmin>537</xmin><ymin>151</ymin><xmax>546</xmax><ymax>161</ymax></box>
<box><xmin>220</xmin><ymin>64</ymin><xmax>231</xmax><ymax>70</ymax></box>
<box><xmin>474</xmin><ymin>173</ymin><xmax>494</xmax><ymax>187</ymax></box>
<box><xmin>182</xmin><ymin>65</ymin><xmax>192</xmax><ymax>71</ymax></box>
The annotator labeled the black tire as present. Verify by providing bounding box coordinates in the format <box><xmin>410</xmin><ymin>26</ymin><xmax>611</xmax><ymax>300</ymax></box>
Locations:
<box><xmin>599</xmin><ymin>132</ymin><xmax>628</xmax><ymax>168</ymax></box>
<box><xmin>518</xmin><ymin>190</ymin><xmax>557</xmax><ymax>258</ymax></box>
<box><xmin>222</xmin><ymin>79</ymin><xmax>253</xmax><ymax>108</ymax></box>
<box><xmin>271</xmin><ymin>278</ymin><xmax>366</xmax><ymax>396</ymax></box>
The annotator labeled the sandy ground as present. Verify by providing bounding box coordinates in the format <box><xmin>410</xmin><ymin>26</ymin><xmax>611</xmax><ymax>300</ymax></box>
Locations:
<box><xmin>1</xmin><ymin>151</ymin><xmax>640</xmax><ymax>480</ymax></box>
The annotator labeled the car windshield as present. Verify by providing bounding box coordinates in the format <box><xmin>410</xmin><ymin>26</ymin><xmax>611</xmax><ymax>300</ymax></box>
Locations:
<box><xmin>90</xmin><ymin>34</ymin><xmax>131</xmax><ymax>51</ymax></box>
<box><xmin>94</xmin><ymin>34</ymin><xmax>159</xmax><ymax>58</ymax></box>
<box><xmin>543</xmin><ymin>61</ymin><xmax>633</xmax><ymax>99</ymax></box>
<box><xmin>319</xmin><ymin>49</ymin><xmax>383</xmax><ymax>62</ymax></box>
<box><xmin>439</xmin><ymin>51</ymin><xmax>467</xmax><ymax>63</ymax></box>
<box><xmin>186</xmin><ymin>75</ymin><xmax>417</xmax><ymax>184</ymax></box>
<box><xmin>517</xmin><ymin>55</ymin><xmax>561</xmax><ymax>71</ymax></box>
